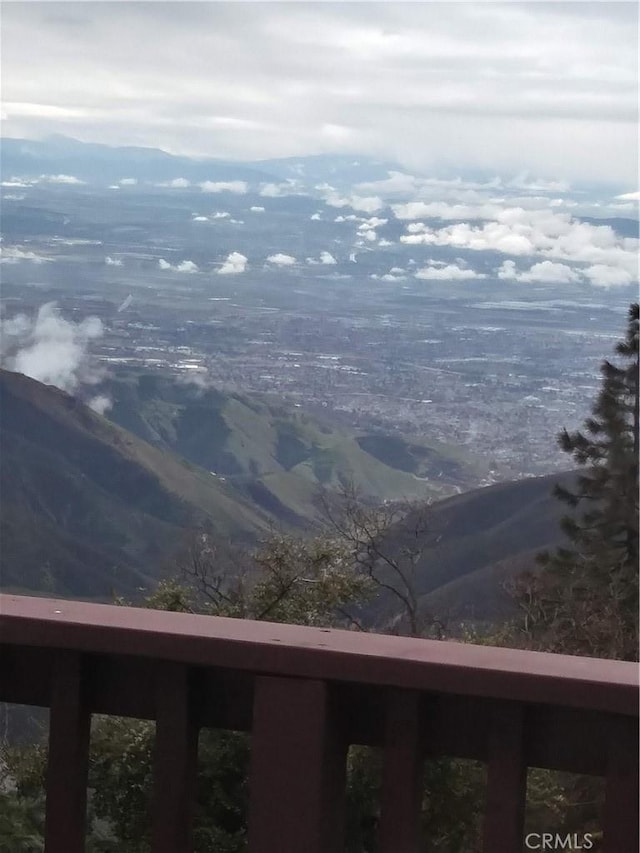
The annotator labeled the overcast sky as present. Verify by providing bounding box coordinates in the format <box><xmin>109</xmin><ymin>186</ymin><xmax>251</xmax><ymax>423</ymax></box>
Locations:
<box><xmin>2</xmin><ymin>1</ymin><xmax>638</xmax><ymax>185</ymax></box>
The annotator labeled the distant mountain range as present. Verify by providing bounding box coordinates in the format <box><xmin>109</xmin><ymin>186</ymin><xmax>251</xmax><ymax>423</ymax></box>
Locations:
<box><xmin>0</xmin><ymin>369</ymin><xmax>570</xmax><ymax>616</ymax></box>
<box><xmin>0</xmin><ymin>135</ymin><xmax>398</xmax><ymax>189</ymax></box>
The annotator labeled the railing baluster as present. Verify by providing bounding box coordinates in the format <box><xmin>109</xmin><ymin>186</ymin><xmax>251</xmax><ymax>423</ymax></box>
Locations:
<box><xmin>44</xmin><ymin>651</ymin><xmax>90</xmax><ymax>853</ymax></box>
<box><xmin>378</xmin><ymin>689</ymin><xmax>424</xmax><ymax>853</ymax></box>
<box><xmin>151</xmin><ymin>663</ymin><xmax>198</xmax><ymax>853</ymax></box>
<box><xmin>483</xmin><ymin>701</ymin><xmax>527</xmax><ymax>853</ymax></box>
<box><xmin>248</xmin><ymin>676</ymin><xmax>346</xmax><ymax>853</ymax></box>
<box><xmin>603</xmin><ymin>714</ymin><xmax>639</xmax><ymax>853</ymax></box>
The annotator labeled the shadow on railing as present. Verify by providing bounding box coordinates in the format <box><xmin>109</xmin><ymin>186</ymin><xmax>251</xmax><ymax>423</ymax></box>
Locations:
<box><xmin>0</xmin><ymin>594</ymin><xmax>637</xmax><ymax>853</ymax></box>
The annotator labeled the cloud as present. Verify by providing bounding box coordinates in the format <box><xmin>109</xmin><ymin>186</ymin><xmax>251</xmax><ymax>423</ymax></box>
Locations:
<box><xmin>250</xmin><ymin>205</ymin><xmax>265</xmax><ymax>212</ymax></box>
<box><xmin>415</xmin><ymin>263</ymin><xmax>485</xmax><ymax>281</ymax></box>
<box><xmin>119</xmin><ymin>177</ymin><xmax>138</xmax><ymax>186</ymax></box>
<box><xmin>165</xmin><ymin>177</ymin><xmax>190</xmax><ymax>188</ymax></box>
<box><xmin>393</xmin><ymin>201</ymin><xmax>503</xmax><ymax>221</ymax></box>
<box><xmin>319</xmin><ymin>251</ymin><xmax>337</xmax><ymax>265</ymax></box>
<box><xmin>211</xmin><ymin>211</ymin><xmax>230</xmax><ymax>219</ymax></box>
<box><xmin>105</xmin><ymin>255</ymin><xmax>122</xmax><ymax>266</ymax></box>
<box><xmin>88</xmin><ymin>394</ymin><xmax>112</xmax><ymax>415</ymax></box>
<box><xmin>324</xmin><ymin>193</ymin><xmax>384</xmax><ymax>213</ymax></box>
<box><xmin>2</xmin><ymin>2</ymin><xmax>636</xmax><ymax>184</ymax></box>
<box><xmin>258</xmin><ymin>182</ymin><xmax>300</xmax><ymax>197</ymax></box>
<box><xmin>1</xmin><ymin>179</ymin><xmax>31</xmax><ymax>188</ymax></box>
<box><xmin>310</xmin><ymin>212</ymin><xmax>321</xmax><ymax>220</ymax></box>
<box><xmin>582</xmin><ymin>264</ymin><xmax>634</xmax><ymax>288</ymax></box>
<box><xmin>158</xmin><ymin>258</ymin><xmax>199</xmax><ymax>272</ymax></box>
<box><xmin>200</xmin><ymin>180</ymin><xmax>248</xmax><ymax>194</ymax></box>
<box><xmin>3</xmin><ymin>174</ymin><xmax>85</xmax><ymax>187</ymax></box>
<box><xmin>266</xmin><ymin>253</ymin><xmax>296</xmax><ymax>267</ymax></box>
<box><xmin>0</xmin><ymin>246</ymin><xmax>48</xmax><ymax>264</ymax></box>
<box><xmin>0</xmin><ymin>302</ymin><xmax>103</xmax><ymax>393</ymax></box>
<box><xmin>176</xmin><ymin>260</ymin><xmax>199</xmax><ymax>273</ymax></box>
<box><xmin>360</xmin><ymin>217</ymin><xmax>388</xmax><ymax>229</ymax></box>
<box><xmin>400</xmin><ymin>207</ymin><xmax>639</xmax><ymax>279</ymax></box>
<box><xmin>44</xmin><ymin>174</ymin><xmax>85</xmax><ymax>185</ymax></box>
<box><xmin>218</xmin><ymin>251</ymin><xmax>247</xmax><ymax>275</ymax></box>
<box><xmin>356</xmin><ymin>171</ymin><xmax>421</xmax><ymax>196</ymax></box>
<box><xmin>497</xmin><ymin>259</ymin><xmax>582</xmax><ymax>284</ymax></box>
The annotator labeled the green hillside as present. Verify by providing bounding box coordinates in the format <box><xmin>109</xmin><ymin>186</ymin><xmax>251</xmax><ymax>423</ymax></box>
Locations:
<box><xmin>0</xmin><ymin>370</ymin><xmax>273</xmax><ymax>598</ymax></box>
<box><xmin>104</xmin><ymin>371</ymin><xmax>485</xmax><ymax>522</ymax></box>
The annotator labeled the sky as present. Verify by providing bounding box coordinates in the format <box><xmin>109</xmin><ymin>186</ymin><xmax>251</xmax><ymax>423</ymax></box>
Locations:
<box><xmin>1</xmin><ymin>1</ymin><xmax>638</xmax><ymax>185</ymax></box>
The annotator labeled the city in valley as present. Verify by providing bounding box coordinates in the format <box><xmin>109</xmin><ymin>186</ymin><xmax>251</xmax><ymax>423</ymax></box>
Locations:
<box><xmin>2</xmin><ymin>138</ymin><xmax>637</xmax><ymax>483</ymax></box>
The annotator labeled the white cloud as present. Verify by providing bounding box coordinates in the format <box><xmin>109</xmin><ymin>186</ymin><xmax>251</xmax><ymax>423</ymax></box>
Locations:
<box><xmin>356</xmin><ymin>171</ymin><xmax>421</xmax><ymax>196</ymax></box>
<box><xmin>250</xmin><ymin>205</ymin><xmax>265</xmax><ymax>212</ymax></box>
<box><xmin>310</xmin><ymin>212</ymin><xmax>321</xmax><ymax>220</ymax></box>
<box><xmin>176</xmin><ymin>260</ymin><xmax>199</xmax><ymax>273</ymax></box>
<box><xmin>497</xmin><ymin>259</ymin><xmax>581</xmax><ymax>284</ymax></box>
<box><xmin>324</xmin><ymin>192</ymin><xmax>384</xmax><ymax>213</ymax></box>
<box><xmin>119</xmin><ymin>177</ymin><xmax>138</xmax><ymax>186</ymax></box>
<box><xmin>582</xmin><ymin>264</ymin><xmax>634</xmax><ymax>288</ymax></box>
<box><xmin>319</xmin><ymin>251</ymin><xmax>337</xmax><ymax>265</ymax></box>
<box><xmin>167</xmin><ymin>177</ymin><xmax>190</xmax><ymax>188</ymax></box>
<box><xmin>393</xmin><ymin>201</ymin><xmax>502</xmax><ymax>221</ymax></box>
<box><xmin>192</xmin><ymin>215</ymin><xmax>209</xmax><ymax>222</ymax></box>
<box><xmin>44</xmin><ymin>174</ymin><xmax>85</xmax><ymax>185</ymax></box>
<box><xmin>200</xmin><ymin>180</ymin><xmax>248</xmax><ymax>194</ymax></box>
<box><xmin>259</xmin><ymin>182</ymin><xmax>298</xmax><ymax>197</ymax></box>
<box><xmin>211</xmin><ymin>211</ymin><xmax>230</xmax><ymax>219</ymax></box>
<box><xmin>105</xmin><ymin>256</ymin><xmax>122</xmax><ymax>266</ymax></box>
<box><xmin>218</xmin><ymin>251</ymin><xmax>248</xmax><ymax>275</ymax></box>
<box><xmin>88</xmin><ymin>394</ymin><xmax>112</xmax><ymax>415</ymax></box>
<box><xmin>400</xmin><ymin>207</ymin><xmax>639</xmax><ymax>279</ymax></box>
<box><xmin>415</xmin><ymin>263</ymin><xmax>485</xmax><ymax>281</ymax></box>
<box><xmin>360</xmin><ymin>217</ymin><xmax>388</xmax><ymax>229</ymax></box>
<box><xmin>0</xmin><ymin>302</ymin><xmax>103</xmax><ymax>393</ymax></box>
<box><xmin>615</xmin><ymin>191</ymin><xmax>640</xmax><ymax>201</ymax></box>
<box><xmin>0</xmin><ymin>246</ymin><xmax>48</xmax><ymax>264</ymax></box>
<box><xmin>266</xmin><ymin>253</ymin><xmax>296</xmax><ymax>266</ymax></box>
<box><xmin>158</xmin><ymin>258</ymin><xmax>199</xmax><ymax>272</ymax></box>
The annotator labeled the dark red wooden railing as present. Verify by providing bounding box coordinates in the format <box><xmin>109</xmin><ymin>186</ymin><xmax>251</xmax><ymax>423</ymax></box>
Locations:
<box><xmin>0</xmin><ymin>594</ymin><xmax>637</xmax><ymax>853</ymax></box>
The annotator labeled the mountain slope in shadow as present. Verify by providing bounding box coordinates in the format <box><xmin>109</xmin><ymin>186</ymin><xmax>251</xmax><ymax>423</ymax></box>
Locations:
<box><xmin>0</xmin><ymin>370</ymin><xmax>272</xmax><ymax>598</ymax></box>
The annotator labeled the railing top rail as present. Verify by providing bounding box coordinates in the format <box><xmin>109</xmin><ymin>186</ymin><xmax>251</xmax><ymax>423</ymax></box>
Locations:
<box><xmin>1</xmin><ymin>594</ymin><xmax>637</xmax><ymax>715</ymax></box>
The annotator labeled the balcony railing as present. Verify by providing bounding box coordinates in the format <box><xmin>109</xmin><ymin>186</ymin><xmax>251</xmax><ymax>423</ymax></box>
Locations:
<box><xmin>0</xmin><ymin>593</ymin><xmax>637</xmax><ymax>853</ymax></box>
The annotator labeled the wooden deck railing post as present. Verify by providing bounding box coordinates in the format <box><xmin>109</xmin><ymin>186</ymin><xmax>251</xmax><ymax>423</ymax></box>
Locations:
<box><xmin>602</xmin><ymin>714</ymin><xmax>639</xmax><ymax>853</ymax></box>
<box><xmin>44</xmin><ymin>651</ymin><xmax>90</xmax><ymax>853</ymax></box>
<box><xmin>247</xmin><ymin>676</ymin><xmax>346</xmax><ymax>853</ymax></box>
<box><xmin>482</xmin><ymin>701</ymin><xmax>527</xmax><ymax>853</ymax></box>
<box><xmin>151</xmin><ymin>663</ymin><xmax>198</xmax><ymax>853</ymax></box>
<box><xmin>378</xmin><ymin>689</ymin><xmax>424</xmax><ymax>853</ymax></box>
